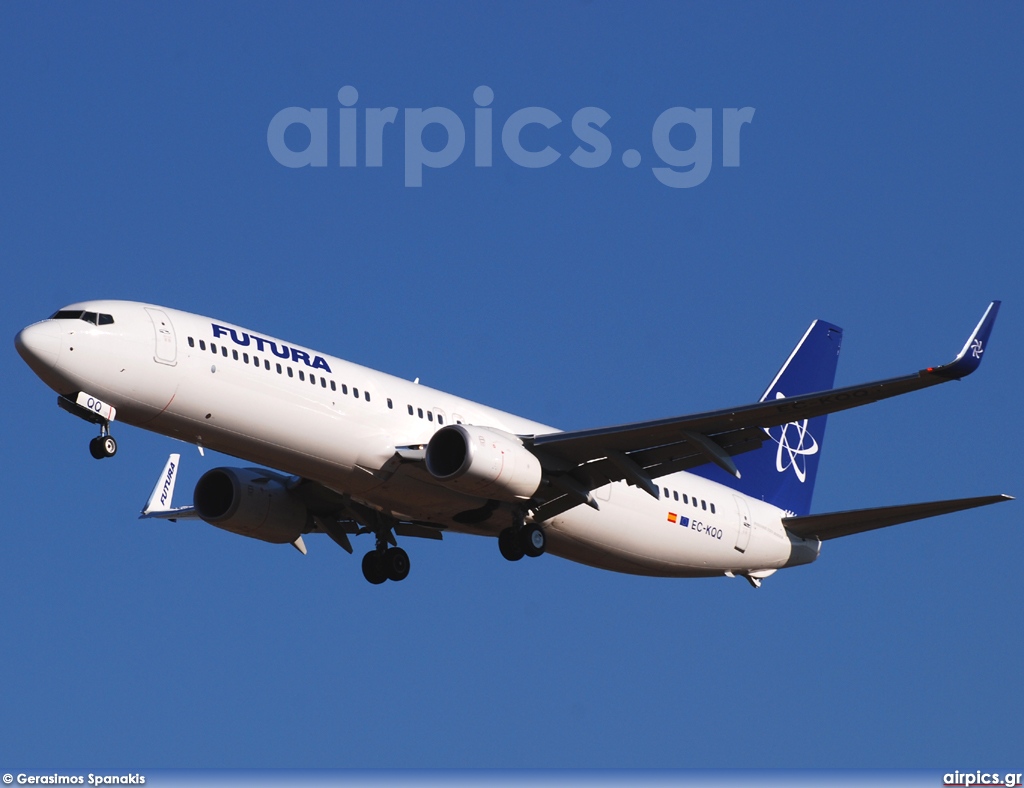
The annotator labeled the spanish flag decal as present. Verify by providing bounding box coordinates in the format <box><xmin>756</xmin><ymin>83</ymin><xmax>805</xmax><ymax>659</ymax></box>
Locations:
<box><xmin>667</xmin><ymin>512</ymin><xmax>678</xmax><ymax>524</ymax></box>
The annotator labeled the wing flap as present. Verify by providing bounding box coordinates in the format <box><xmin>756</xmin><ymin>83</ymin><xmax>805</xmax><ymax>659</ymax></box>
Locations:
<box><xmin>783</xmin><ymin>494</ymin><xmax>1013</xmax><ymax>541</ymax></box>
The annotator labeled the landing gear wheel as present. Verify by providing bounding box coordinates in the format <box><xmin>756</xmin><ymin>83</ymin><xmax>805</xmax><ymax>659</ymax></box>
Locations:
<box><xmin>100</xmin><ymin>436</ymin><xmax>117</xmax><ymax>457</ymax></box>
<box><xmin>498</xmin><ymin>527</ymin><xmax>525</xmax><ymax>562</ymax></box>
<box><xmin>89</xmin><ymin>435</ymin><xmax>117</xmax><ymax>459</ymax></box>
<box><xmin>361</xmin><ymin>550</ymin><xmax>388</xmax><ymax>585</ymax></box>
<box><xmin>520</xmin><ymin>524</ymin><xmax>546</xmax><ymax>558</ymax></box>
<box><xmin>385</xmin><ymin>547</ymin><xmax>410</xmax><ymax>582</ymax></box>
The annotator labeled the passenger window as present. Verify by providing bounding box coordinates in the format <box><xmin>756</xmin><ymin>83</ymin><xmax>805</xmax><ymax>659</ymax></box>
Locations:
<box><xmin>353</xmin><ymin>388</ymin><xmax>359</xmax><ymax>398</ymax></box>
<box><xmin>387</xmin><ymin>398</ymin><xmax>393</xmax><ymax>409</ymax></box>
<box><xmin>276</xmin><ymin>364</ymin><xmax>282</xmax><ymax>374</ymax></box>
<box><xmin>211</xmin><ymin>343</ymin><xmax>217</xmax><ymax>353</ymax></box>
<box><xmin>253</xmin><ymin>356</ymin><xmax>260</xmax><ymax>366</ymax></box>
<box><xmin>663</xmin><ymin>487</ymin><xmax>669</xmax><ymax>498</ymax></box>
<box><xmin>673</xmin><ymin>491</ymin><xmax>679</xmax><ymax>501</ymax></box>
<box><xmin>418</xmin><ymin>408</ymin><xmax>423</xmax><ymax>418</ymax></box>
<box><xmin>330</xmin><ymin>381</ymin><xmax>336</xmax><ymax>391</ymax></box>
<box><xmin>437</xmin><ymin>414</ymin><xmax>443</xmax><ymax>424</ymax></box>
<box><xmin>321</xmin><ymin>377</ymin><xmax>327</xmax><ymax>387</ymax></box>
<box><xmin>243</xmin><ymin>353</ymin><xmax>249</xmax><ymax>363</ymax></box>
<box><xmin>310</xmin><ymin>375</ymin><xmax>316</xmax><ymax>385</ymax></box>
<box><xmin>199</xmin><ymin>340</ymin><xmax>206</xmax><ymax>351</ymax></box>
<box><xmin>342</xmin><ymin>384</ymin><xmax>348</xmax><ymax>395</ymax></box>
<box><xmin>222</xmin><ymin>346</ymin><xmax>228</xmax><ymax>357</ymax></box>
<box><xmin>265</xmin><ymin>360</ymin><xmax>270</xmax><ymax>370</ymax></box>
<box><xmin>682</xmin><ymin>494</ymin><xmax>688</xmax><ymax>504</ymax></box>
<box><xmin>408</xmin><ymin>405</ymin><xmax>414</xmax><ymax>415</ymax></box>
<box><xmin>188</xmin><ymin>337</ymin><xmax>195</xmax><ymax>348</ymax></box>
<box><xmin>710</xmin><ymin>503</ymin><xmax>716</xmax><ymax>514</ymax></box>
<box><xmin>427</xmin><ymin>411</ymin><xmax>433</xmax><ymax>422</ymax></box>
<box><xmin>299</xmin><ymin>370</ymin><xmax>305</xmax><ymax>381</ymax></box>
<box><xmin>287</xmin><ymin>367</ymin><xmax>293</xmax><ymax>377</ymax></box>
<box><xmin>693</xmin><ymin>498</ymin><xmax>699</xmax><ymax>508</ymax></box>
<box><xmin>701</xmin><ymin>500</ymin><xmax>707</xmax><ymax>511</ymax></box>
<box><xmin>232</xmin><ymin>350</ymin><xmax>238</xmax><ymax>360</ymax></box>
<box><xmin>365</xmin><ymin>391</ymin><xmax>370</xmax><ymax>402</ymax></box>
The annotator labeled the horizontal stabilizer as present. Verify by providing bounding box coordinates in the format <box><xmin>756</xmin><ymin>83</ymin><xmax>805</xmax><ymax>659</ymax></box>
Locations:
<box><xmin>784</xmin><ymin>494</ymin><xmax>1012</xmax><ymax>540</ymax></box>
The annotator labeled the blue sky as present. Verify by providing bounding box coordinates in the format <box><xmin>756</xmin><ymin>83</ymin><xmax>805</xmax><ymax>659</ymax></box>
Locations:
<box><xmin>2</xmin><ymin>1</ymin><xmax>1021</xmax><ymax>770</ymax></box>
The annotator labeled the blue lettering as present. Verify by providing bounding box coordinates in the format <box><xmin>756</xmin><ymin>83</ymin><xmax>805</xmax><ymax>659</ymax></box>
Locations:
<box><xmin>210</xmin><ymin>323</ymin><xmax>333</xmax><ymax>373</ymax></box>
<box><xmin>268</xmin><ymin>340</ymin><xmax>290</xmax><ymax>360</ymax></box>
<box><xmin>160</xmin><ymin>462</ymin><xmax>175</xmax><ymax>505</ymax></box>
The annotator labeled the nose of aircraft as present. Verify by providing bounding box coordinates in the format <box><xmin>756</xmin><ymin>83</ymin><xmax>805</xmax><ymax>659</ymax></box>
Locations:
<box><xmin>15</xmin><ymin>320</ymin><xmax>61</xmax><ymax>371</ymax></box>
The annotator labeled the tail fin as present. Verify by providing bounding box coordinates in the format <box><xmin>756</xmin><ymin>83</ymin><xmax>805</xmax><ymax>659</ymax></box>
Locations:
<box><xmin>692</xmin><ymin>320</ymin><xmax>843</xmax><ymax>515</ymax></box>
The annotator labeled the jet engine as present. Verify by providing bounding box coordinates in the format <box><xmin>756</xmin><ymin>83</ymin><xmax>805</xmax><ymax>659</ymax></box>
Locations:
<box><xmin>424</xmin><ymin>424</ymin><xmax>543</xmax><ymax>501</ymax></box>
<box><xmin>193</xmin><ymin>467</ymin><xmax>307</xmax><ymax>545</ymax></box>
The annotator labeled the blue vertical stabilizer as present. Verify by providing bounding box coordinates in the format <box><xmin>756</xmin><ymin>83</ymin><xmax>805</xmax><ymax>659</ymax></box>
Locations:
<box><xmin>691</xmin><ymin>320</ymin><xmax>843</xmax><ymax>515</ymax></box>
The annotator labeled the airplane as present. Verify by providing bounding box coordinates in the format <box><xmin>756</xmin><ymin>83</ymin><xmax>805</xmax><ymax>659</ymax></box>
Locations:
<box><xmin>14</xmin><ymin>299</ymin><xmax>1011</xmax><ymax>587</ymax></box>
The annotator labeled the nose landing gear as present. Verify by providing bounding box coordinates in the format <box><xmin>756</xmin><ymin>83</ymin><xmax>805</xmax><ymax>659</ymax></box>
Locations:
<box><xmin>57</xmin><ymin>393</ymin><xmax>119</xmax><ymax>460</ymax></box>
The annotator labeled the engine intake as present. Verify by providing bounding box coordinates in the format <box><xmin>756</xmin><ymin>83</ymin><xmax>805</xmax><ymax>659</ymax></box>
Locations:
<box><xmin>194</xmin><ymin>467</ymin><xmax>307</xmax><ymax>545</ymax></box>
<box><xmin>424</xmin><ymin>424</ymin><xmax>542</xmax><ymax>502</ymax></box>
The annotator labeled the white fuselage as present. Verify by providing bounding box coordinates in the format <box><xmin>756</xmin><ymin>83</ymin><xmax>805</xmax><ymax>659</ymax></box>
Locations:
<box><xmin>16</xmin><ymin>300</ymin><xmax>818</xmax><ymax>578</ymax></box>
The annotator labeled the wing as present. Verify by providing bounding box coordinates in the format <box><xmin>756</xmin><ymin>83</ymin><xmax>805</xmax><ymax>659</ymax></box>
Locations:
<box><xmin>139</xmin><ymin>453</ymin><xmax>443</xmax><ymax>554</ymax></box>
<box><xmin>523</xmin><ymin>301</ymin><xmax>1001</xmax><ymax>520</ymax></box>
<box><xmin>139</xmin><ymin>453</ymin><xmax>199</xmax><ymax>520</ymax></box>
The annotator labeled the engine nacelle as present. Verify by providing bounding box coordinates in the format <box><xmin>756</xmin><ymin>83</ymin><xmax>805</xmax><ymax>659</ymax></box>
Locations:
<box><xmin>193</xmin><ymin>467</ymin><xmax>307</xmax><ymax>545</ymax></box>
<box><xmin>424</xmin><ymin>424</ymin><xmax>543</xmax><ymax>502</ymax></box>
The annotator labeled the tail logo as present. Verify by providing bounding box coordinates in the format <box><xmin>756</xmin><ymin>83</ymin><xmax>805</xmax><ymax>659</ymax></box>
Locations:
<box><xmin>765</xmin><ymin>392</ymin><xmax>818</xmax><ymax>483</ymax></box>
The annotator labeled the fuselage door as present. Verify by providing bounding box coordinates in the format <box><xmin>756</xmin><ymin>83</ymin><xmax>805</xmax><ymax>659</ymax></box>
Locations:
<box><xmin>145</xmin><ymin>307</ymin><xmax>177</xmax><ymax>366</ymax></box>
<box><xmin>733</xmin><ymin>495</ymin><xmax>752</xmax><ymax>553</ymax></box>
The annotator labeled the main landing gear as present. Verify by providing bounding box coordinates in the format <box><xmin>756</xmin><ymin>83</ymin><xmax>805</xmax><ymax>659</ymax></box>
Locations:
<box><xmin>498</xmin><ymin>520</ymin><xmax>546</xmax><ymax>562</ymax></box>
<box><xmin>348</xmin><ymin>505</ymin><xmax>413</xmax><ymax>585</ymax></box>
<box><xmin>361</xmin><ymin>544</ymin><xmax>411</xmax><ymax>584</ymax></box>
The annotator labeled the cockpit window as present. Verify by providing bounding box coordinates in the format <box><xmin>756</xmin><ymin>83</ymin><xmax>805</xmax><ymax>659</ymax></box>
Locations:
<box><xmin>49</xmin><ymin>310</ymin><xmax>114</xmax><ymax>325</ymax></box>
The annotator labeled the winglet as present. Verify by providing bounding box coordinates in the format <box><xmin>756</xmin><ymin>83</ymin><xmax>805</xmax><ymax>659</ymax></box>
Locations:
<box><xmin>140</xmin><ymin>453</ymin><xmax>197</xmax><ymax>519</ymax></box>
<box><xmin>142</xmin><ymin>453</ymin><xmax>181</xmax><ymax>515</ymax></box>
<box><xmin>929</xmin><ymin>301</ymin><xmax>1001</xmax><ymax>379</ymax></box>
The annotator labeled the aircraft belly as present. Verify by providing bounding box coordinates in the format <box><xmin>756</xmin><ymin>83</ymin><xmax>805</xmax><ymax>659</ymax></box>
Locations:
<box><xmin>542</xmin><ymin>485</ymin><xmax>793</xmax><ymax>578</ymax></box>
